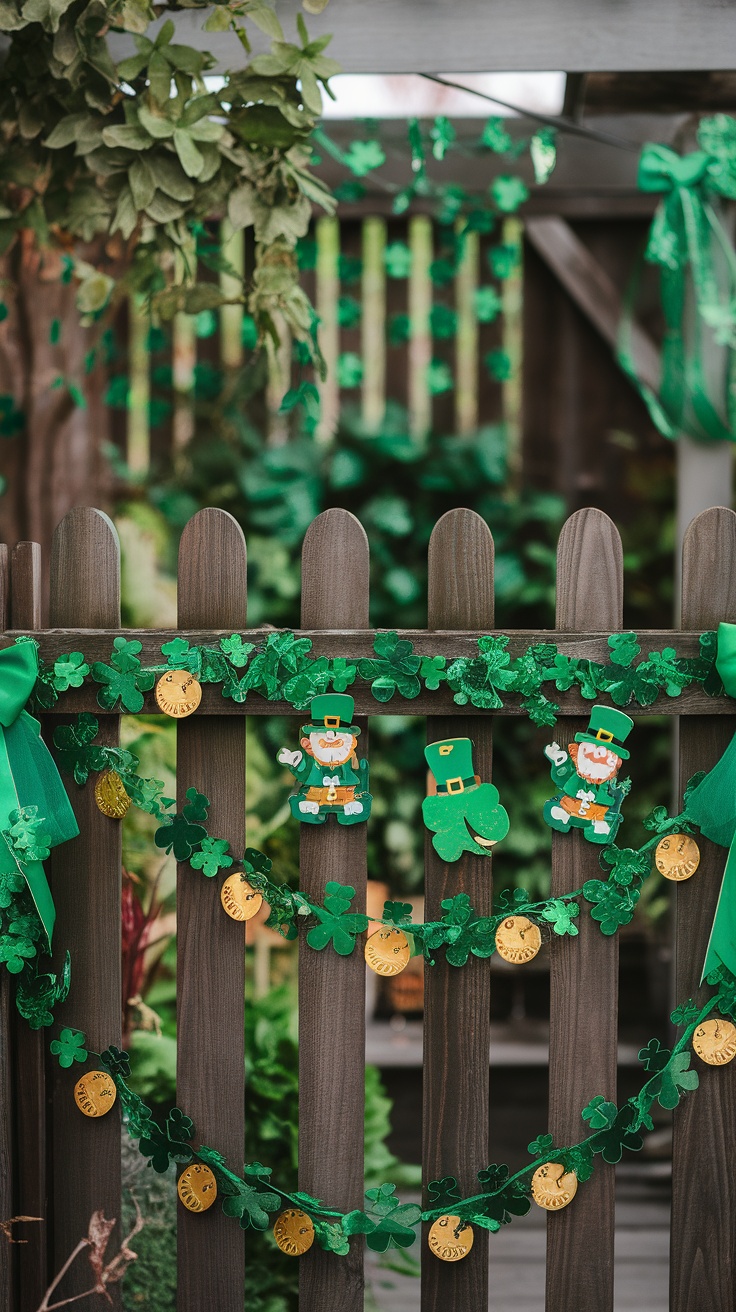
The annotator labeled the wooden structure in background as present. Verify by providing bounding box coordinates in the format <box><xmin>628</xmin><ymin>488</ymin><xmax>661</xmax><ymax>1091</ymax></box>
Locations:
<box><xmin>1</xmin><ymin>502</ymin><xmax>736</xmax><ymax>1310</ymax></box>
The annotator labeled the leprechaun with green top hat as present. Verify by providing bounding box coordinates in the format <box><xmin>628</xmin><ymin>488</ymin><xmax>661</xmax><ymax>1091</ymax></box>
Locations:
<box><xmin>277</xmin><ymin>693</ymin><xmax>371</xmax><ymax>825</ymax></box>
<box><xmin>422</xmin><ymin>737</ymin><xmax>510</xmax><ymax>862</ymax></box>
<box><xmin>542</xmin><ymin>705</ymin><xmax>633</xmax><ymax>845</ymax></box>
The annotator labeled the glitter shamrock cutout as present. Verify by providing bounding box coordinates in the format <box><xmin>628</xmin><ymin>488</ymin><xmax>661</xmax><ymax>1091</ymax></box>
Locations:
<box><xmin>154</xmin><ymin>789</ymin><xmax>209</xmax><ymax>861</ymax></box>
<box><xmin>91</xmin><ymin>638</ymin><xmax>155</xmax><ymax>712</ymax></box>
<box><xmin>3</xmin><ymin>807</ymin><xmax>52</xmax><ymax>863</ymax></box>
<box><xmin>306</xmin><ymin>882</ymin><xmax>369</xmax><ymax>956</ymax></box>
<box><xmin>52</xmin><ymin>652</ymin><xmax>90</xmax><ymax>692</ymax></box>
<box><xmin>139</xmin><ymin>1107</ymin><xmax>195</xmax><ymax>1173</ymax></box>
<box><xmin>50</xmin><ymin>1028</ymin><xmax>88</xmax><ymax>1068</ymax></box>
<box><xmin>190</xmin><ymin>837</ymin><xmax>233</xmax><ymax>879</ymax></box>
<box><xmin>0</xmin><ymin>933</ymin><xmax>37</xmax><ymax>973</ymax></box>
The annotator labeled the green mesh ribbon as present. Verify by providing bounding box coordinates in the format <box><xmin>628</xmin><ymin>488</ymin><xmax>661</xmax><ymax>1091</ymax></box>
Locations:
<box><xmin>684</xmin><ymin>622</ymin><xmax>736</xmax><ymax>980</ymax></box>
<box><xmin>0</xmin><ymin>642</ymin><xmax>78</xmax><ymax>947</ymax></box>
<box><xmin>618</xmin><ymin>117</ymin><xmax>736</xmax><ymax>443</ymax></box>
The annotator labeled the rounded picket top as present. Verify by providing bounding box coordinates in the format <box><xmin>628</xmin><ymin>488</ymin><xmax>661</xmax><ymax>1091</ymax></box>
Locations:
<box><xmin>428</xmin><ymin>507</ymin><xmax>494</xmax><ymax>630</ymax></box>
<box><xmin>301</xmin><ymin>509</ymin><xmax>369</xmax><ymax>629</ymax></box>
<box><xmin>556</xmin><ymin>507</ymin><xmax>622</xmax><ymax>631</ymax></box>
<box><xmin>682</xmin><ymin>506</ymin><xmax>736</xmax><ymax>629</ymax></box>
<box><xmin>177</xmin><ymin>507</ymin><xmax>247</xmax><ymax>629</ymax></box>
<box><xmin>50</xmin><ymin>507</ymin><xmax>120</xmax><ymax>627</ymax></box>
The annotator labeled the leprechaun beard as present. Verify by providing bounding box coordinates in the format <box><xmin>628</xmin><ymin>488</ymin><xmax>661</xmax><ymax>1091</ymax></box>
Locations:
<box><xmin>307</xmin><ymin>735</ymin><xmax>355</xmax><ymax>765</ymax></box>
<box><xmin>570</xmin><ymin>742</ymin><xmax>620</xmax><ymax>783</ymax></box>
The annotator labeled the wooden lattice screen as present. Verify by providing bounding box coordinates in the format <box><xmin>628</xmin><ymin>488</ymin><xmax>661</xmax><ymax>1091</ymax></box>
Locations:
<box><xmin>1</xmin><ymin>501</ymin><xmax>735</xmax><ymax>1312</ymax></box>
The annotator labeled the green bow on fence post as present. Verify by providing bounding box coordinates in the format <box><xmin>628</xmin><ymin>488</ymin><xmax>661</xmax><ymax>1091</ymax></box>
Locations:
<box><xmin>618</xmin><ymin>116</ymin><xmax>736</xmax><ymax>444</ymax></box>
<box><xmin>0</xmin><ymin>641</ymin><xmax>79</xmax><ymax>949</ymax></box>
<box><xmin>683</xmin><ymin>622</ymin><xmax>736</xmax><ymax>981</ymax></box>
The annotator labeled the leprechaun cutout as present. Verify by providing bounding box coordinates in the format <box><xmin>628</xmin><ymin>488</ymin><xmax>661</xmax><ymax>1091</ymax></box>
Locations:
<box><xmin>277</xmin><ymin>694</ymin><xmax>371</xmax><ymax>826</ymax></box>
<box><xmin>422</xmin><ymin>737</ymin><xmax>510</xmax><ymax>861</ymax></box>
<box><xmin>542</xmin><ymin>706</ymin><xmax>633</xmax><ymax>845</ymax></box>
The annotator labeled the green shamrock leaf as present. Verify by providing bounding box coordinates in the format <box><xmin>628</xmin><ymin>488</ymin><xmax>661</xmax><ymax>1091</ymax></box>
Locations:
<box><xmin>52</xmin><ymin>652</ymin><xmax>90</xmax><ymax>691</ymax></box>
<box><xmin>590</xmin><ymin>1105</ymin><xmax>643</xmax><ymax>1164</ymax></box>
<box><xmin>485</xmin><ymin>349</ymin><xmax>512</xmax><ymax>381</ymax></box>
<box><xmin>306</xmin><ymin>882</ymin><xmax>369</xmax><ymax>956</ymax></box>
<box><xmin>313</xmin><ymin>1218</ymin><xmax>350</xmax><ymax>1255</ymax></box>
<box><xmin>527</xmin><ymin>1133</ymin><xmax>554</xmax><ymax>1158</ymax></box>
<box><xmin>638</xmin><ymin>1038</ymin><xmax>671</xmax><ymax>1073</ymax></box>
<box><xmin>476</xmin><ymin>1164</ymin><xmax>509</xmax><ymax>1191</ymax></box>
<box><xmin>358</xmin><ymin>632</ymin><xmax>422</xmax><ymax>702</ymax></box>
<box><xmin>360</xmin><ymin>1184</ymin><xmax>422</xmax><ymax>1252</ymax></box>
<box><xmin>343</xmin><ymin>139</ymin><xmax>386</xmax><ymax>176</ymax></box>
<box><xmin>491</xmin><ymin>176</ymin><xmax>529</xmax><ymax>213</ymax></box>
<box><xmin>384</xmin><ymin>241</ymin><xmax>412</xmax><ymax>278</ymax></box>
<box><xmin>221</xmin><ymin>1182</ymin><xmax>281</xmax><ymax>1230</ymax></box>
<box><xmin>670</xmin><ymin>999</ymin><xmax>701</xmax><ymax>1027</ymax></box>
<box><xmin>488</xmin><ymin>243</ymin><xmax>517</xmax><ymax>278</ymax></box>
<box><xmin>582</xmin><ymin>880</ymin><xmax>639</xmax><ymax>935</ymax></box>
<box><xmin>52</xmin><ymin>714</ymin><xmax>103</xmax><ymax>785</ymax></box>
<box><xmin>0</xmin><ymin>933</ymin><xmax>36</xmax><ymax>972</ymax></box>
<box><xmin>219</xmin><ymin>634</ymin><xmax>254</xmax><ymax>668</ymax></box>
<box><xmin>426</xmin><ymin>1176</ymin><xmax>462</xmax><ymax>1208</ymax></box>
<box><xmin>50</xmin><ymin>1027</ymin><xmax>87</xmax><ymax>1068</ymax></box>
<box><xmin>92</xmin><ymin>638</ymin><xmax>155</xmax><ymax>712</ymax></box>
<box><xmin>7</xmin><ymin>913</ymin><xmax>41</xmax><ymax>943</ymax></box>
<box><xmin>282</xmin><ymin>657</ymin><xmax>331</xmax><ymax>709</ymax></box>
<box><xmin>0</xmin><ymin>869</ymin><xmax>25</xmax><ymax>909</ymax></box>
<box><xmin>648</xmin><ymin>1051</ymin><xmax>699</xmax><ymax>1110</ymax></box>
<box><xmin>496</xmin><ymin>887</ymin><xmax>532</xmax><ymax>915</ymax></box>
<box><xmin>139</xmin><ymin>1107</ymin><xmax>194</xmax><ymax>1173</ymax></box>
<box><xmin>474</xmin><ymin>286</ymin><xmax>502</xmax><ymax>322</ymax></box>
<box><xmin>420</xmin><ymin>655</ymin><xmax>446</xmax><ymax>690</ymax></box>
<box><xmin>382</xmin><ymin>901</ymin><xmax>414</xmax><ymax>926</ymax></box>
<box><xmin>330</xmin><ymin>657</ymin><xmax>357</xmax><ymax>692</ymax></box>
<box><xmin>15</xmin><ymin>955</ymin><xmax>70</xmax><ymax>1029</ymax></box>
<box><xmin>161</xmin><ymin>637</ymin><xmax>202</xmax><ymax>675</ymax></box>
<box><xmin>244</xmin><ymin>848</ymin><xmax>273</xmax><ymax>881</ymax></box>
<box><xmin>560</xmin><ymin>1142</ymin><xmax>595</xmax><ymax>1183</ymax></box>
<box><xmin>541</xmin><ymin>899</ymin><xmax>579</xmax><ymax>936</ymax></box>
<box><xmin>154</xmin><ymin>793</ymin><xmax>209</xmax><ymax>861</ymax></box>
<box><xmin>581</xmin><ymin>1095</ymin><xmax>618</xmax><ymax>1130</ymax></box>
<box><xmin>608</xmin><ymin>633</ymin><xmax>641</xmax><ymax>667</ymax></box>
<box><xmin>4</xmin><ymin>807</ymin><xmax>52</xmax><ymax>863</ymax></box>
<box><xmin>245</xmin><ymin>633</ymin><xmax>315</xmax><ymax>700</ymax></box>
<box><xmin>471</xmin><ymin>1173</ymin><xmax>531</xmax><ymax>1230</ymax></box>
<box><xmin>600</xmin><ymin>846</ymin><xmax>649</xmax><ymax>888</ymax></box>
<box><xmin>481</xmin><ymin>117</ymin><xmax>513</xmax><ymax>153</ymax></box>
<box><xmin>447</xmin><ymin>635</ymin><xmax>515</xmax><ymax>710</ymax></box>
<box><xmin>190</xmin><ymin>837</ymin><xmax>233</xmax><ymax>878</ymax></box>
<box><xmin>100</xmin><ymin>1045</ymin><xmax>130</xmax><ymax>1078</ymax></box>
<box><xmin>645</xmin><ymin>649</ymin><xmax>690</xmax><ymax>697</ymax></box>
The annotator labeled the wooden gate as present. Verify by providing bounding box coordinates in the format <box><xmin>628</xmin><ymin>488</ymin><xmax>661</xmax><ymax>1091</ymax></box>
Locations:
<box><xmin>1</xmin><ymin>500</ymin><xmax>735</xmax><ymax>1312</ymax></box>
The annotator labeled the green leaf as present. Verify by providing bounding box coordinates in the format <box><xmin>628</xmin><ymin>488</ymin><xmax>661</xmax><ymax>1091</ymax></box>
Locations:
<box><xmin>190</xmin><ymin>837</ymin><xmax>233</xmax><ymax>879</ymax></box>
<box><xmin>306</xmin><ymin>882</ymin><xmax>369</xmax><ymax>956</ymax></box>
<box><xmin>50</xmin><ymin>1027</ymin><xmax>87</xmax><ymax>1068</ymax></box>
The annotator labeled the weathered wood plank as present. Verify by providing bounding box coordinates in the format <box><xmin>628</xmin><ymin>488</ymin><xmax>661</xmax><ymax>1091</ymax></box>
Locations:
<box><xmin>546</xmin><ymin>509</ymin><xmax>622</xmax><ymax>1311</ymax></box>
<box><xmin>48</xmin><ymin>509</ymin><xmax>122</xmax><ymax>1303</ymax></box>
<box><xmin>109</xmin><ymin>4</ymin><xmax>736</xmax><ymax>73</ymax></box>
<box><xmin>0</xmin><ymin>544</ymin><xmax>13</xmax><ymax>1312</ymax></box>
<box><xmin>13</xmin><ymin>630</ymin><xmax>729</xmax><ymax>719</ymax></box>
<box><xmin>525</xmin><ymin>217</ymin><xmax>660</xmax><ymax>392</ymax></box>
<box><xmin>176</xmin><ymin>508</ymin><xmax>247</xmax><ymax>1312</ymax></box>
<box><xmin>299</xmin><ymin>509</ymin><xmax>368</xmax><ymax>1312</ymax></box>
<box><xmin>671</xmin><ymin>507</ymin><xmax>736</xmax><ymax>1312</ymax></box>
<box><xmin>10</xmin><ymin>544</ymin><xmax>48</xmax><ymax>1312</ymax></box>
<box><xmin>422</xmin><ymin>508</ymin><xmax>494</xmax><ymax>1312</ymax></box>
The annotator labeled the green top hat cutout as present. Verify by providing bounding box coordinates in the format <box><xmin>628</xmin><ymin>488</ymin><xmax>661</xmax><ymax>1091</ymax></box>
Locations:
<box><xmin>302</xmin><ymin>693</ymin><xmax>360</xmax><ymax>735</ymax></box>
<box><xmin>575</xmin><ymin>705</ymin><xmax>633</xmax><ymax>759</ymax></box>
<box><xmin>424</xmin><ymin>738</ymin><xmax>477</xmax><ymax>792</ymax></box>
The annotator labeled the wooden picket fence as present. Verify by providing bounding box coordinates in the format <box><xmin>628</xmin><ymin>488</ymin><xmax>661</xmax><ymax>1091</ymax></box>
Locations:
<box><xmin>1</xmin><ymin>500</ymin><xmax>735</xmax><ymax>1312</ymax></box>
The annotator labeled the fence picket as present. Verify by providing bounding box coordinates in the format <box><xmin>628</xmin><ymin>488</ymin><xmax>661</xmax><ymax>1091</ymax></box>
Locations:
<box><xmin>422</xmin><ymin>507</ymin><xmax>494</xmax><ymax>1312</ymax></box>
<box><xmin>546</xmin><ymin>508</ymin><xmax>622</xmax><ymax>1312</ymax></box>
<box><xmin>176</xmin><ymin>508</ymin><xmax>247</xmax><ymax>1312</ymax></box>
<box><xmin>671</xmin><ymin>506</ymin><xmax>736</xmax><ymax>1311</ymax></box>
<box><xmin>10</xmin><ymin>544</ymin><xmax>48</xmax><ymax>1312</ymax></box>
<box><xmin>299</xmin><ymin>508</ymin><xmax>369</xmax><ymax>1312</ymax></box>
<box><xmin>48</xmin><ymin>509</ymin><xmax>122</xmax><ymax>1303</ymax></box>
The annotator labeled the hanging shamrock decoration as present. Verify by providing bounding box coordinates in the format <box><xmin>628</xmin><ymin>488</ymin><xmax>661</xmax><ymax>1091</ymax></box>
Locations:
<box><xmin>422</xmin><ymin>738</ymin><xmax>509</xmax><ymax>861</ymax></box>
<box><xmin>277</xmin><ymin>694</ymin><xmax>371</xmax><ymax>826</ymax></box>
<box><xmin>543</xmin><ymin>707</ymin><xmax>634</xmax><ymax>845</ymax></box>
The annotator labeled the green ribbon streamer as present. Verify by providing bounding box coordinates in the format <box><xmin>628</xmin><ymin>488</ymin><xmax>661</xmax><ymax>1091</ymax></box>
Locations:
<box><xmin>618</xmin><ymin>126</ymin><xmax>736</xmax><ymax>444</ymax></box>
<box><xmin>0</xmin><ymin>642</ymin><xmax>79</xmax><ymax>948</ymax></box>
<box><xmin>684</xmin><ymin>622</ymin><xmax>736</xmax><ymax>980</ymax></box>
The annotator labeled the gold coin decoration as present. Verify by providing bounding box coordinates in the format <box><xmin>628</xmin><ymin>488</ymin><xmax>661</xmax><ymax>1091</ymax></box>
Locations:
<box><xmin>531</xmin><ymin>1162</ymin><xmax>578</xmax><ymax>1211</ymax></box>
<box><xmin>73</xmin><ymin>1070</ymin><xmax>117</xmax><ymax>1118</ymax></box>
<box><xmin>273</xmin><ymin>1209</ymin><xmax>315</xmax><ymax>1257</ymax></box>
<box><xmin>495</xmin><ymin>916</ymin><xmax>542</xmax><ymax>964</ymax></box>
<box><xmin>155</xmin><ymin>669</ymin><xmax>203</xmax><ymax>718</ymax></box>
<box><xmin>427</xmin><ymin>1214</ymin><xmax>474</xmax><ymax>1262</ymax></box>
<box><xmin>94</xmin><ymin>770</ymin><xmax>131</xmax><ymax>819</ymax></box>
<box><xmin>365</xmin><ymin>926</ymin><xmax>411</xmax><ymax>977</ymax></box>
<box><xmin>655</xmin><ymin>833</ymin><xmax>701</xmax><ymax>882</ymax></box>
<box><xmin>220</xmin><ymin>874</ymin><xmax>263</xmax><ymax>923</ymax></box>
<box><xmin>177</xmin><ymin>1164</ymin><xmax>218</xmax><ymax>1213</ymax></box>
<box><xmin>693</xmin><ymin>1017</ymin><xmax>736</xmax><ymax>1066</ymax></box>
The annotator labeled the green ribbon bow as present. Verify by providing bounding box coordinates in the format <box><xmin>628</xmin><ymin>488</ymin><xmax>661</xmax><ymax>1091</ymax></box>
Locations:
<box><xmin>618</xmin><ymin>116</ymin><xmax>736</xmax><ymax>444</ymax></box>
<box><xmin>0</xmin><ymin>642</ymin><xmax>79</xmax><ymax>949</ymax></box>
<box><xmin>684</xmin><ymin>622</ymin><xmax>736</xmax><ymax>981</ymax></box>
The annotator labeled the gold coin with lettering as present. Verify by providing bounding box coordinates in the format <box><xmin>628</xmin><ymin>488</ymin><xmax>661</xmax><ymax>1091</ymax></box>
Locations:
<box><xmin>693</xmin><ymin>1017</ymin><xmax>736</xmax><ymax>1066</ymax></box>
<box><xmin>177</xmin><ymin>1164</ymin><xmax>218</xmax><ymax>1213</ymax></box>
<box><xmin>220</xmin><ymin>874</ymin><xmax>263</xmax><ymax>922</ymax></box>
<box><xmin>273</xmin><ymin>1209</ymin><xmax>315</xmax><ymax>1257</ymax></box>
<box><xmin>74</xmin><ymin>1070</ymin><xmax>117</xmax><ymax>1118</ymax></box>
<box><xmin>495</xmin><ymin>916</ymin><xmax>542</xmax><ymax>964</ymax></box>
<box><xmin>655</xmin><ymin>834</ymin><xmax>701</xmax><ymax>882</ymax></box>
<box><xmin>427</xmin><ymin>1214</ymin><xmax>474</xmax><ymax>1262</ymax></box>
<box><xmin>531</xmin><ymin>1162</ymin><xmax>578</xmax><ymax>1211</ymax></box>
<box><xmin>94</xmin><ymin>769</ymin><xmax>131</xmax><ymax>819</ymax></box>
<box><xmin>365</xmin><ymin>926</ymin><xmax>411</xmax><ymax>977</ymax></box>
<box><xmin>155</xmin><ymin>669</ymin><xmax>202</xmax><ymax>718</ymax></box>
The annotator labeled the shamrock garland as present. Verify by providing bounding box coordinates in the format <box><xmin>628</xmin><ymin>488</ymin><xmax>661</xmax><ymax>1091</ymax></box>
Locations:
<box><xmin>24</xmin><ymin>628</ymin><xmax>721</xmax><ymax>724</ymax></box>
<box><xmin>47</xmin><ymin>966</ymin><xmax>736</xmax><ymax>1256</ymax></box>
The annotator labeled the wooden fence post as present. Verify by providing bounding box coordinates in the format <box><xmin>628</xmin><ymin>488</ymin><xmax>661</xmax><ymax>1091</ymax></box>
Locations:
<box><xmin>422</xmin><ymin>507</ymin><xmax>494</xmax><ymax>1312</ymax></box>
<box><xmin>48</xmin><ymin>508</ymin><xmax>122</xmax><ymax>1303</ymax></box>
<box><xmin>671</xmin><ymin>506</ymin><xmax>736</xmax><ymax>1311</ymax></box>
<box><xmin>299</xmin><ymin>508</ymin><xmax>369</xmax><ymax>1312</ymax></box>
<box><xmin>176</xmin><ymin>508</ymin><xmax>247</xmax><ymax>1311</ymax></box>
<box><xmin>10</xmin><ymin>543</ymin><xmax>48</xmax><ymax>1312</ymax></box>
<box><xmin>546</xmin><ymin>508</ymin><xmax>623</xmax><ymax>1312</ymax></box>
